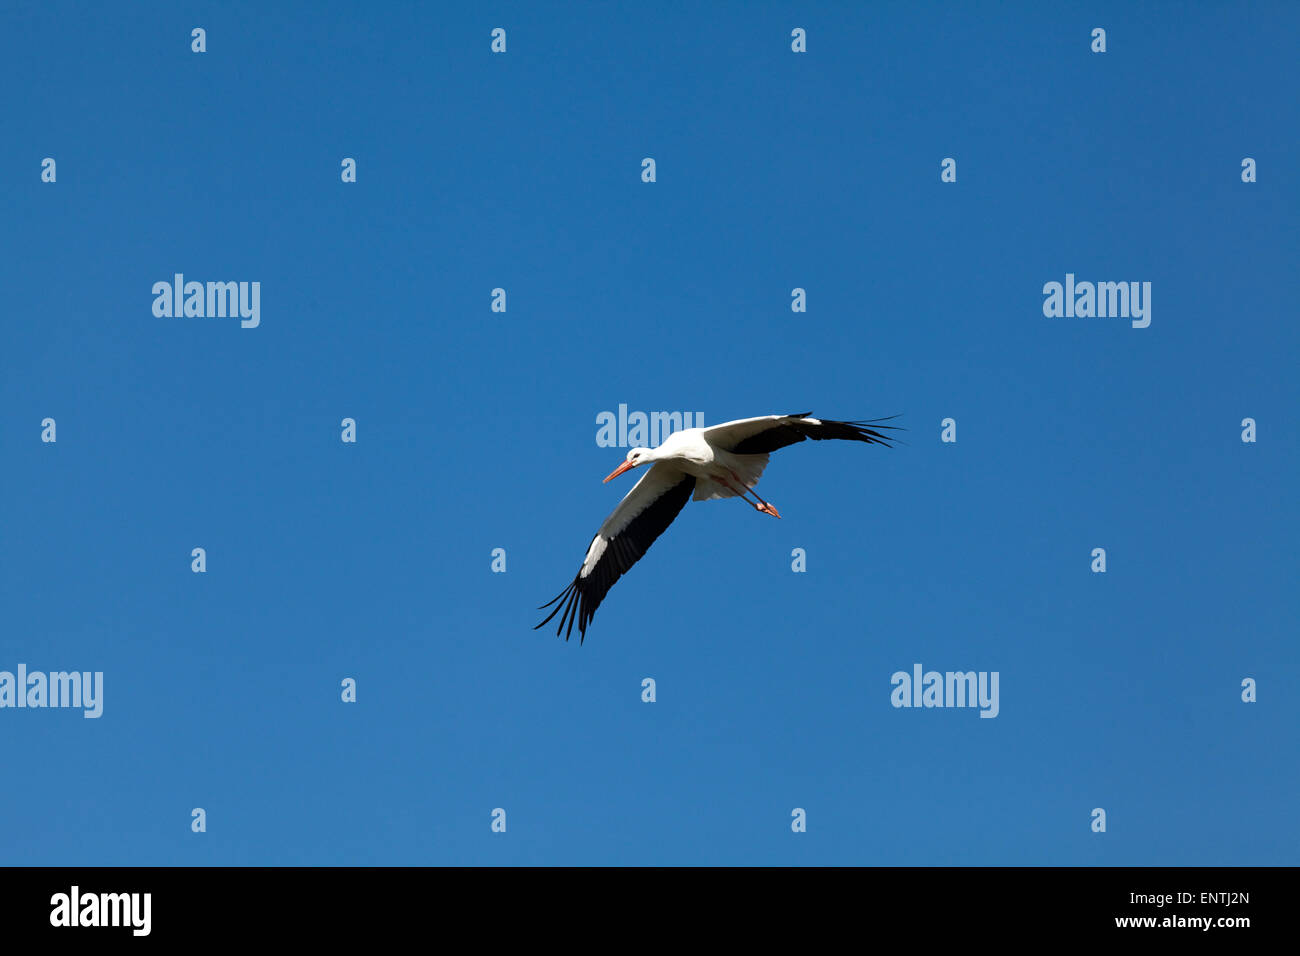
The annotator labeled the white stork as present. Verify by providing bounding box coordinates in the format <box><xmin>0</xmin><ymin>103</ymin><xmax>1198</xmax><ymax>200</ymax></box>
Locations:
<box><xmin>536</xmin><ymin>413</ymin><xmax>900</xmax><ymax>642</ymax></box>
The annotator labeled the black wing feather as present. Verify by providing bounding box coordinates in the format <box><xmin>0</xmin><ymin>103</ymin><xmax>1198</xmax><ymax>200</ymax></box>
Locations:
<box><xmin>728</xmin><ymin>414</ymin><xmax>902</xmax><ymax>455</ymax></box>
<box><xmin>535</xmin><ymin>473</ymin><xmax>697</xmax><ymax>644</ymax></box>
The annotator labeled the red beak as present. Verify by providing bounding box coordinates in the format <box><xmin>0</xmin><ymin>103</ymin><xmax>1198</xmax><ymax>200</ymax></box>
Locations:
<box><xmin>603</xmin><ymin>460</ymin><xmax>637</xmax><ymax>483</ymax></box>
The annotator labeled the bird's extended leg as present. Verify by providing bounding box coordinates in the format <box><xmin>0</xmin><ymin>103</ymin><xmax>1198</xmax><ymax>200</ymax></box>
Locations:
<box><xmin>720</xmin><ymin>471</ymin><xmax>781</xmax><ymax>518</ymax></box>
<box><xmin>727</xmin><ymin>469</ymin><xmax>781</xmax><ymax>518</ymax></box>
<box><xmin>714</xmin><ymin>474</ymin><xmax>762</xmax><ymax>510</ymax></box>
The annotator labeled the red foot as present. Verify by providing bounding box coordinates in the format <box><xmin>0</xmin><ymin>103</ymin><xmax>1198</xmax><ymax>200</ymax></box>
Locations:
<box><xmin>758</xmin><ymin>502</ymin><xmax>781</xmax><ymax>518</ymax></box>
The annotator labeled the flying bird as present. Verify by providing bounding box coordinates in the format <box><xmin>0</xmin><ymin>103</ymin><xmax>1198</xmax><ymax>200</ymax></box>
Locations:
<box><xmin>536</xmin><ymin>413</ymin><xmax>900</xmax><ymax>643</ymax></box>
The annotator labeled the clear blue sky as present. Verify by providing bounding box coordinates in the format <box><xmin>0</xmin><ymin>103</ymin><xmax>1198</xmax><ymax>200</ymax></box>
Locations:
<box><xmin>2</xmin><ymin>1</ymin><xmax>1296</xmax><ymax>865</ymax></box>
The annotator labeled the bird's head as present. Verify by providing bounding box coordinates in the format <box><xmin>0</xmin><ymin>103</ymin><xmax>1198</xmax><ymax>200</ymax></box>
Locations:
<box><xmin>603</xmin><ymin>447</ymin><xmax>653</xmax><ymax>483</ymax></box>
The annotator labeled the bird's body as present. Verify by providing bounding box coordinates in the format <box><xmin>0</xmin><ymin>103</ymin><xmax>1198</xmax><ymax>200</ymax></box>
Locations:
<box><xmin>636</xmin><ymin>427</ymin><xmax>767</xmax><ymax>498</ymax></box>
<box><xmin>537</xmin><ymin>413</ymin><xmax>900</xmax><ymax>642</ymax></box>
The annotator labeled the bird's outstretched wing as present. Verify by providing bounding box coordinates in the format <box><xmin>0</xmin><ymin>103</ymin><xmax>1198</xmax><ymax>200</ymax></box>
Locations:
<box><xmin>703</xmin><ymin>413</ymin><xmax>901</xmax><ymax>455</ymax></box>
<box><xmin>536</xmin><ymin>463</ymin><xmax>696</xmax><ymax>643</ymax></box>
